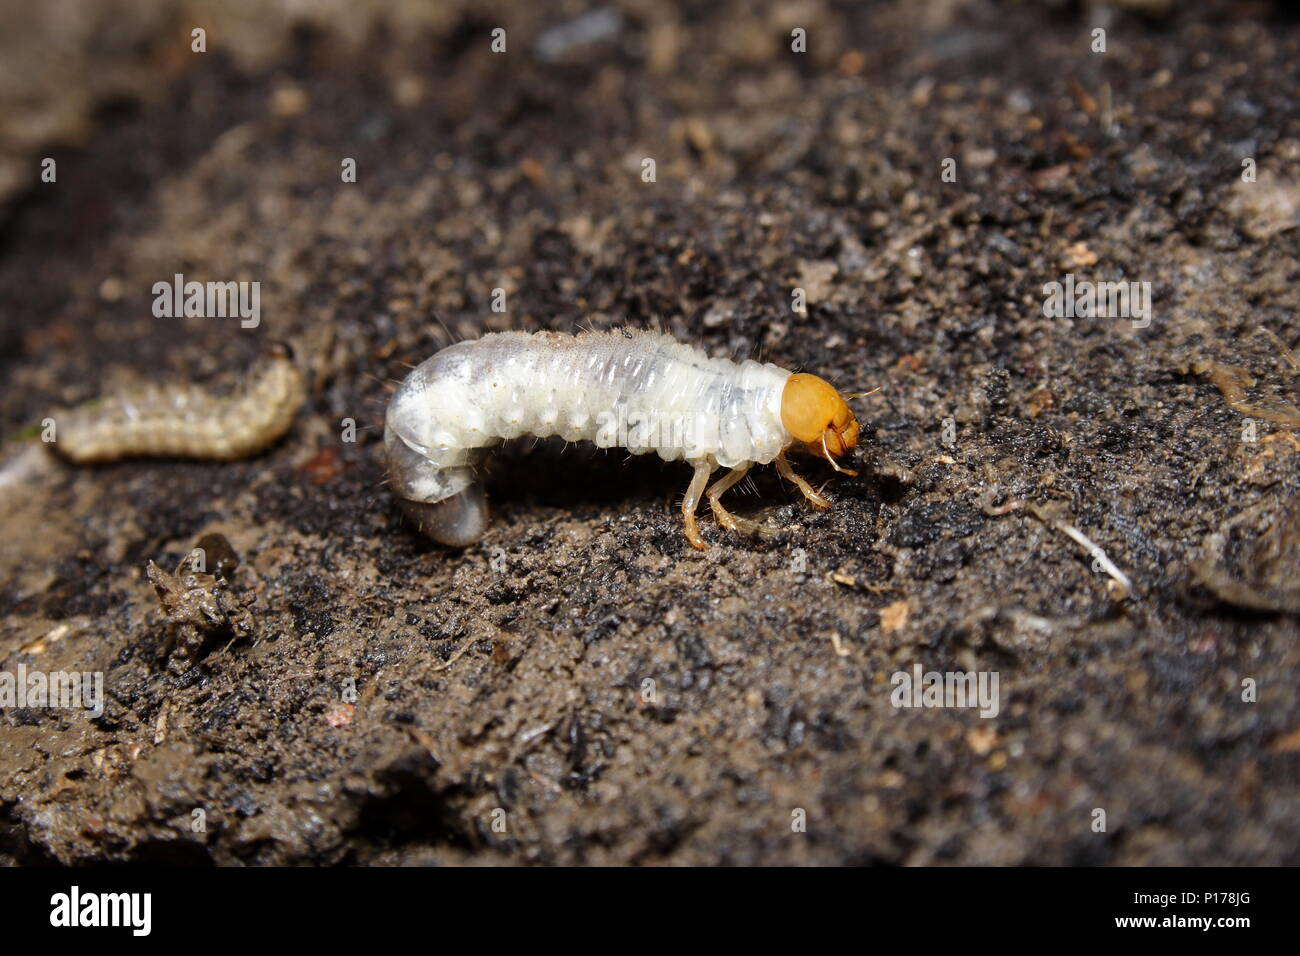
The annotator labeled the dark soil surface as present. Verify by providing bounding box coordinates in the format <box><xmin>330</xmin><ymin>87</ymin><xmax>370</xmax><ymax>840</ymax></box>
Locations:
<box><xmin>1</xmin><ymin>0</ymin><xmax>1298</xmax><ymax>865</ymax></box>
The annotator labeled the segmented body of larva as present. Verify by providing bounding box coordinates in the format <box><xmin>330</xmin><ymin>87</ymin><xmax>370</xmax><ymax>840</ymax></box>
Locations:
<box><xmin>50</xmin><ymin>347</ymin><xmax>305</xmax><ymax>464</ymax></box>
<box><xmin>385</xmin><ymin>329</ymin><xmax>862</xmax><ymax>549</ymax></box>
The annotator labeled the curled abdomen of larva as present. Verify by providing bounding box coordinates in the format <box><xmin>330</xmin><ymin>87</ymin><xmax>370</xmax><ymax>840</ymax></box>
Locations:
<box><xmin>384</xmin><ymin>422</ymin><xmax>489</xmax><ymax>546</ymax></box>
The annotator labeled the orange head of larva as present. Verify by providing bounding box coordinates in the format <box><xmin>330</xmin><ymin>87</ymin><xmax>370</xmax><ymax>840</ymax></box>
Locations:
<box><xmin>780</xmin><ymin>373</ymin><xmax>861</xmax><ymax>472</ymax></box>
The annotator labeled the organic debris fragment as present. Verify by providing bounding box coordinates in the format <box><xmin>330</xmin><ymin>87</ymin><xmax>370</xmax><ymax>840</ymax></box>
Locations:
<box><xmin>1194</xmin><ymin>358</ymin><xmax>1300</xmax><ymax>426</ymax></box>
<box><xmin>1194</xmin><ymin>495</ymin><xmax>1300</xmax><ymax>613</ymax></box>
<box><xmin>147</xmin><ymin>546</ymin><xmax>256</xmax><ymax>671</ymax></box>
<box><xmin>1258</xmin><ymin>327</ymin><xmax>1300</xmax><ymax>375</ymax></box>
<box><xmin>879</xmin><ymin>600</ymin><xmax>911</xmax><ymax>632</ymax></box>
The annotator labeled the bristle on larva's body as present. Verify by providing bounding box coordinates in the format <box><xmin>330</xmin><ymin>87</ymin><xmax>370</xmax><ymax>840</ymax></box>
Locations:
<box><xmin>385</xmin><ymin>329</ymin><xmax>863</xmax><ymax>550</ymax></box>
<box><xmin>51</xmin><ymin>351</ymin><xmax>305</xmax><ymax>464</ymax></box>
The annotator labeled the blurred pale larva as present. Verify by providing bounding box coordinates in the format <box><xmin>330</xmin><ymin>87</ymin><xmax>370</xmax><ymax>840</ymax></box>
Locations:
<box><xmin>385</xmin><ymin>328</ymin><xmax>866</xmax><ymax>550</ymax></box>
<box><xmin>49</xmin><ymin>343</ymin><xmax>305</xmax><ymax>464</ymax></box>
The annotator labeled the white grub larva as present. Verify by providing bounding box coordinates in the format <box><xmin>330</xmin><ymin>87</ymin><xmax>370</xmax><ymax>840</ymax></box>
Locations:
<box><xmin>50</xmin><ymin>344</ymin><xmax>306</xmax><ymax>464</ymax></box>
<box><xmin>385</xmin><ymin>328</ymin><xmax>863</xmax><ymax>550</ymax></box>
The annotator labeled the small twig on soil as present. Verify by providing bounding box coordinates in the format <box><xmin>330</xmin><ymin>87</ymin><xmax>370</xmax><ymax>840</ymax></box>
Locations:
<box><xmin>979</xmin><ymin>475</ymin><xmax>1134</xmax><ymax>601</ymax></box>
<box><xmin>1258</xmin><ymin>326</ymin><xmax>1300</xmax><ymax>375</ymax></box>
<box><xmin>400</xmin><ymin>723</ymin><xmax>444</xmax><ymax>764</ymax></box>
<box><xmin>428</xmin><ymin>641</ymin><xmax>474</xmax><ymax>672</ymax></box>
<box><xmin>830</xmin><ymin>570</ymin><xmax>898</xmax><ymax>592</ymax></box>
<box><xmin>978</xmin><ymin>487</ymin><xmax>1023</xmax><ymax>516</ymax></box>
<box><xmin>1025</xmin><ymin>503</ymin><xmax>1134</xmax><ymax>601</ymax></box>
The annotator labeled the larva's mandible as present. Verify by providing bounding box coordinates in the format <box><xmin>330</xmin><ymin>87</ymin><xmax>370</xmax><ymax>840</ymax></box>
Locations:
<box><xmin>50</xmin><ymin>345</ymin><xmax>306</xmax><ymax>463</ymax></box>
<box><xmin>385</xmin><ymin>329</ymin><xmax>862</xmax><ymax>550</ymax></box>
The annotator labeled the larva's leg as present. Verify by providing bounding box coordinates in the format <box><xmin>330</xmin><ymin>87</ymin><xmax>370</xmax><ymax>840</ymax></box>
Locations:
<box><xmin>706</xmin><ymin>464</ymin><xmax>762</xmax><ymax>536</ymax></box>
<box><xmin>776</xmin><ymin>450</ymin><xmax>830</xmax><ymax>510</ymax></box>
<box><xmin>682</xmin><ymin>460</ymin><xmax>715</xmax><ymax>550</ymax></box>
